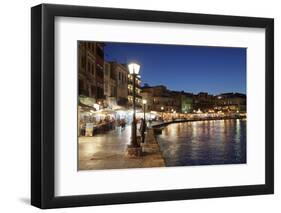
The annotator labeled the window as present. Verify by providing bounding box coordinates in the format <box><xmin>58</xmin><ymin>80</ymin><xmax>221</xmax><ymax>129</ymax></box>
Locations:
<box><xmin>96</xmin><ymin>46</ymin><xmax>104</xmax><ymax>58</ymax></box>
<box><xmin>92</xmin><ymin>63</ymin><xmax>95</xmax><ymax>75</ymax></box>
<box><xmin>111</xmin><ymin>86</ymin><xmax>116</xmax><ymax>97</ymax></box>
<box><xmin>87</xmin><ymin>61</ymin><xmax>91</xmax><ymax>74</ymax></box>
<box><xmin>80</xmin><ymin>52</ymin><xmax>86</xmax><ymax>69</ymax></box>
<box><xmin>110</xmin><ymin>68</ymin><xmax>116</xmax><ymax>80</ymax></box>
<box><xmin>91</xmin><ymin>85</ymin><xmax>96</xmax><ymax>97</ymax></box>
<box><xmin>96</xmin><ymin>66</ymin><xmax>103</xmax><ymax>78</ymax></box>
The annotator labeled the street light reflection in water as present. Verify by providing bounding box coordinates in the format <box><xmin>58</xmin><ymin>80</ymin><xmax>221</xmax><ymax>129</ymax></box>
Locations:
<box><xmin>157</xmin><ymin>119</ymin><xmax>246</xmax><ymax>167</ymax></box>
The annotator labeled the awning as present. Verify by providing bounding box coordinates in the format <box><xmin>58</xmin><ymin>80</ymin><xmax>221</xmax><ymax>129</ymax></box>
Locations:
<box><xmin>78</xmin><ymin>102</ymin><xmax>96</xmax><ymax>111</ymax></box>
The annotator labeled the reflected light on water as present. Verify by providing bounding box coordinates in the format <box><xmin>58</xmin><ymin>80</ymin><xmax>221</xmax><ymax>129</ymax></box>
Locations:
<box><xmin>157</xmin><ymin>119</ymin><xmax>246</xmax><ymax>167</ymax></box>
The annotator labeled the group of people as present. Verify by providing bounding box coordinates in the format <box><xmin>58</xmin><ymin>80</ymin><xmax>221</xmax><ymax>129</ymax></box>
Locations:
<box><xmin>114</xmin><ymin>117</ymin><xmax>147</xmax><ymax>143</ymax></box>
<box><xmin>117</xmin><ymin>118</ymin><xmax>126</xmax><ymax>131</ymax></box>
<box><xmin>79</xmin><ymin>116</ymin><xmax>116</xmax><ymax>136</ymax></box>
<box><xmin>79</xmin><ymin>115</ymin><xmax>148</xmax><ymax>141</ymax></box>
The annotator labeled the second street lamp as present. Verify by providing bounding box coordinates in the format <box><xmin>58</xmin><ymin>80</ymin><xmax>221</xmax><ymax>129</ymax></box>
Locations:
<box><xmin>128</xmin><ymin>62</ymin><xmax>140</xmax><ymax>149</ymax></box>
<box><xmin>142</xmin><ymin>99</ymin><xmax>147</xmax><ymax>121</ymax></box>
<box><xmin>141</xmin><ymin>99</ymin><xmax>147</xmax><ymax>144</ymax></box>
<box><xmin>161</xmin><ymin>106</ymin><xmax>164</xmax><ymax>121</ymax></box>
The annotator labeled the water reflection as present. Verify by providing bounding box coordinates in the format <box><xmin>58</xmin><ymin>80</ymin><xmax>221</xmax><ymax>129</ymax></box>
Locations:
<box><xmin>157</xmin><ymin>119</ymin><xmax>246</xmax><ymax>167</ymax></box>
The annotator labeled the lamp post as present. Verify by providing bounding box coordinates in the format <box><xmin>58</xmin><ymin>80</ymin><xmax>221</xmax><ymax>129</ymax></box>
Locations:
<box><xmin>128</xmin><ymin>62</ymin><xmax>140</xmax><ymax>148</ymax></box>
<box><xmin>142</xmin><ymin>99</ymin><xmax>147</xmax><ymax>121</ymax></box>
<box><xmin>161</xmin><ymin>106</ymin><xmax>164</xmax><ymax>121</ymax></box>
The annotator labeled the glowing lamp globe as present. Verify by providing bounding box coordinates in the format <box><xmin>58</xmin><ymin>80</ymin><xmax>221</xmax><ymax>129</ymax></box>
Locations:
<box><xmin>128</xmin><ymin>62</ymin><xmax>140</xmax><ymax>75</ymax></box>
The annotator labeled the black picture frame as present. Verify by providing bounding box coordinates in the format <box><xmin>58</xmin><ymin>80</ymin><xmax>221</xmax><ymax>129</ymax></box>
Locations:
<box><xmin>31</xmin><ymin>3</ymin><xmax>274</xmax><ymax>209</ymax></box>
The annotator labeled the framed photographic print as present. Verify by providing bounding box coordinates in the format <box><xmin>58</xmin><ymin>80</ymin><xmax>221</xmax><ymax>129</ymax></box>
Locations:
<box><xmin>31</xmin><ymin>4</ymin><xmax>274</xmax><ymax>209</ymax></box>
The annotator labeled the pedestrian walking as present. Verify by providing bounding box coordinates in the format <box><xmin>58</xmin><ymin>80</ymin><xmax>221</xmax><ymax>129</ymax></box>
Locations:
<box><xmin>121</xmin><ymin>119</ymin><xmax>126</xmax><ymax>131</ymax></box>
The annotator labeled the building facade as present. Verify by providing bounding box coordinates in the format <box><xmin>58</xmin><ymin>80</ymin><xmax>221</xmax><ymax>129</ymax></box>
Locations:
<box><xmin>178</xmin><ymin>92</ymin><xmax>194</xmax><ymax>113</ymax></box>
<box><xmin>78</xmin><ymin>41</ymin><xmax>105</xmax><ymax>103</ymax></box>
<box><xmin>140</xmin><ymin>85</ymin><xmax>183</xmax><ymax>113</ymax></box>
<box><xmin>128</xmin><ymin>73</ymin><xmax>142</xmax><ymax>107</ymax></box>
<box><xmin>193</xmin><ymin>92</ymin><xmax>215</xmax><ymax>112</ymax></box>
<box><xmin>103</xmin><ymin>61</ymin><xmax>117</xmax><ymax>108</ymax></box>
<box><xmin>110</xmin><ymin>62</ymin><xmax>129</xmax><ymax>106</ymax></box>
<box><xmin>215</xmin><ymin>93</ymin><xmax>246</xmax><ymax>112</ymax></box>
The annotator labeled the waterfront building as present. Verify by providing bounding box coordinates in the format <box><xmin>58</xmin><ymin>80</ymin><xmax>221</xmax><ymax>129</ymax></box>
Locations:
<box><xmin>193</xmin><ymin>92</ymin><xmax>215</xmax><ymax>112</ymax></box>
<box><xmin>140</xmin><ymin>85</ymin><xmax>181</xmax><ymax>113</ymax></box>
<box><xmin>169</xmin><ymin>91</ymin><xmax>194</xmax><ymax>113</ymax></box>
<box><xmin>215</xmin><ymin>93</ymin><xmax>246</xmax><ymax>112</ymax></box>
<box><xmin>178</xmin><ymin>92</ymin><xmax>194</xmax><ymax>113</ymax></box>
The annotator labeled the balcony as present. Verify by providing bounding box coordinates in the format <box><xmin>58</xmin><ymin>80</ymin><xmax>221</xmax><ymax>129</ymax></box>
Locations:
<box><xmin>128</xmin><ymin>92</ymin><xmax>142</xmax><ymax>99</ymax></box>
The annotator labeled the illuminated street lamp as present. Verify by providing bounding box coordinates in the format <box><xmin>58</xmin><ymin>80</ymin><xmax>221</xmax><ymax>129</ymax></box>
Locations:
<box><xmin>161</xmin><ymin>106</ymin><xmax>164</xmax><ymax>120</ymax></box>
<box><xmin>128</xmin><ymin>62</ymin><xmax>140</xmax><ymax>149</ymax></box>
<box><xmin>142</xmin><ymin>99</ymin><xmax>147</xmax><ymax>121</ymax></box>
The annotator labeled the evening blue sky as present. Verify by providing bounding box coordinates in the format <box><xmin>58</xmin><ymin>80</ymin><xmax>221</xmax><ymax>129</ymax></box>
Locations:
<box><xmin>104</xmin><ymin>42</ymin><xmax>246</xmax><ymax>95</ymax></box>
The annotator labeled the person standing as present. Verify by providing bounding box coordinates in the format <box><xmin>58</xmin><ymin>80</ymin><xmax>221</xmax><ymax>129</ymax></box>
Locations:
<box><xmin>139</xmin><ymin>118</ymin><xmax>146</xmax><ymax>143</ymax></box>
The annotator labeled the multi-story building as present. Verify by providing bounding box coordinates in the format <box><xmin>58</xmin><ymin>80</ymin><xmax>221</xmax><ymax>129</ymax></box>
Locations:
<box><xmin>78</xmin><ymin>41</ymin><xmax>105</xmax><ymax>104</ymax></box>
<box><xmin>215</xmin><ymin>93</ymin><xmax>246</xmax><ymax>112</ymax></box>
<box><xmin>128</xmin><ymin>73</ymin><xmax>142</xmax><ymax>107</ymax></box>
<box><xmin>193</xmin><ymin>92</ymin><xmax>215</xmax><ymax>112</ymax></box>
<box><xmin>103</xmin><ymin>61</ymin><xmax>117</xmax><ymax>108</ymax></box>
<box><xmin>78</xmin><ymin>42</ymin><xmax>105</xmax><ymax>136</ymax></box>
<box><xmin>103</xmin><ymin>61</ymin><xmax>110</xmax><ymax>98</ymax></box>
<box><xmin>171</xmin><ymin>91</ymin><xmax>194</xmax><ymax>113</ymax></box>
<box><xmin>140</xmin><ymin>85</ymin><xmax>182</xmax><ymax>113</ymax></box>
<box><xmin>110</xmin><ymin>62</ymin><xmax>128</xmax><ymax>106</ymax></box>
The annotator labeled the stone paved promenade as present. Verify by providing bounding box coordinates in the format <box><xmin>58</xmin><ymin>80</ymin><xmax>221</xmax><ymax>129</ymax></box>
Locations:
<box><xmin>78</xmin><ymin>125</ymin><xmax>165</xmax><ymax>170</ymax></box>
